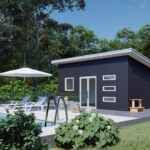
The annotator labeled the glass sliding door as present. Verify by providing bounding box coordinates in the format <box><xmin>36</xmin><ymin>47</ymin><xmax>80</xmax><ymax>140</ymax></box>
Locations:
<box><xmin>80</xmin><ymin>76</ymin><xmax>96</xmax><ymax>108</ymax></box>
<box><xmin>80</xmin><ymin>78</ymin><xmax>88</xmax><ymax>106</ymax></box>
<box><xmin>89</xmin><ymin>78</ymin><xmax>96</xmax><ymax>107</ymax></box>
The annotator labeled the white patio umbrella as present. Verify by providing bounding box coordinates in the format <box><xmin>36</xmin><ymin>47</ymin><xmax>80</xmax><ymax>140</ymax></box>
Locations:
<box><xmin>0</xmin><ymin>67</ymin><xmax>52</xmax><ymax>77</ymax></box>
<box><xmin>0</xmin><ymin>67</ymin><xmax>54</xmax><ymax>126</ymax></box>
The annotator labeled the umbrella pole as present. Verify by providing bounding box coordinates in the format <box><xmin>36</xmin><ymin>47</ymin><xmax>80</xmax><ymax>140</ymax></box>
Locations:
<box><xmin>23</xmin><ymin>77</ymin><xmax>26</xmax><ymax>83</ymax></box>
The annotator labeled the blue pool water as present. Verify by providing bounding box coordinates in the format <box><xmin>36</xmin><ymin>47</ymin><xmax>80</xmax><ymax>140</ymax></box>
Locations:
<box><xmin>0</xmin><ymin>113</ymin><xmax>6</xmax><ymax>120</ymax></box>
<box><xmin>0</xmin><ymin>113</ymin><xmax>54</xmax><ymax>127</ymax></box>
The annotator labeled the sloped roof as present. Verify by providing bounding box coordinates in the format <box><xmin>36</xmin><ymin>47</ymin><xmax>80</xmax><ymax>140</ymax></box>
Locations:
<box><xmin>51</xmin><ymin>48</ymin><xmax>150</xmax><ymax>68</ymax></box>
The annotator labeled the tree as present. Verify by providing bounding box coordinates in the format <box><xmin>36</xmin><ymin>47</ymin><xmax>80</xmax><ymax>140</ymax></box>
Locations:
<box><xmin>68</xmin><ymin>25</ymin><xmax>100</xmax><ymax>56</ymax></box>
<box><xmin>116</xmin><ymin>28</ymin><xmax>136</xmax><ymax>42</ymax></box>
<box><xmin>138</xmin><ymin>24</ymin><xmax>150</xmax><ymax>57</ymax></box>
<box><xmin>99</xmin><ymin>28</ymin><xmax>139</xmax><ymax>53</ymax></box>
<box><xmin>0</xmin><ymin>23</ymin><xmax>16</xmax><ymax>71</ymax></box>
<box><xmin>0</xmin><ymin>0</ymin><xmax>86</xmax><ymax>72</ymax></box>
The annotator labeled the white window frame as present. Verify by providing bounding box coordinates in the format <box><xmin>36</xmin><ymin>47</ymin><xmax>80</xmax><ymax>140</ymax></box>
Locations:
<box><xmin>65</xmin><ymin>77</ymin><xmax>74</xmax><ymax>91</ymax></box>
<box><xmin>103</xmin><ymin>75</ymin><xmax>116</xmax><ymax>81</ymax></box>
<box><xmin>103</xmin><ymin>97</ymin><xmax>116</xmax><ymax>103</ymax></box>
<box><xmin>102</xmin><ymin>86</ymin><xmax>116</xmax><ymax>92</ymax></box>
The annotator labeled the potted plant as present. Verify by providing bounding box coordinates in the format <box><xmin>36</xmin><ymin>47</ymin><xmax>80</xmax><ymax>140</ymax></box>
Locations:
<box><xmin>64</xmin><ymin>96</ymin><xmax>69</xmax><ymax>105</ymax></box>
<box><xmin>75</xmin><ymin>104</ymin><xmax>80</xmax><ymax>113</ymax></box>
<box><xmin>72</xmin><ymin>103</ymin><xmax>80</xmax><ymax>113</ymax></box>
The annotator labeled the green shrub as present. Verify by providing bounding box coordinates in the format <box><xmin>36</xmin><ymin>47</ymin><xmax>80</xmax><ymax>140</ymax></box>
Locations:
<box><xmin>0</xmin><ymin>111</ymin><xmax>48</xmax><ymax>150</ymax></box>
<box><xmin>0</xmin><ymin>78</ymin><xmax>58</xmax><ymax>101</ymax></box>
<box><xmin>0</xmin><ymin>80</ymin><xmax>32</xmax><ymax>101</ymax></box>
<box><xmin>36</xmin><ymin>78</ymin><xmax>58</xmax><ymax>97</ymax></box>
<box><xmin>55</xmin><ymin>111</ymin><xmax>119</xmax><ymax>149</ymax></box>
<box><xmin>58</xmin><ymin>92</ymin><xmax>79</xmax><ymax>101</ymax></box>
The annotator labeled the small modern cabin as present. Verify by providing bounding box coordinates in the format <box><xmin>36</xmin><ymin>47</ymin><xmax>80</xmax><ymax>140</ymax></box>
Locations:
<box><xmin>51</xmin><ymin>48</ymin><xmax>150</xmax><ymax>111</ymax></box>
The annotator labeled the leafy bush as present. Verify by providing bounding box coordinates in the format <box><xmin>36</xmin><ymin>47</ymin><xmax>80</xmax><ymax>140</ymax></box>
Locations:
<box><xmin>36</xmin><ymin>78</ymin><xmax>58</xmax><ymax>97</ymax></box>
<box><xmin>58</xmin><ymin>92</ymin><xmax>79</xmax><ymax>101</ymax></box>
<box><xmin>0</xmin><ymin>111</ymin><xmax>48</xmax><ymax>150</ymax></box>
<box><xmin>0</xmin><ymin>80</ymin><xmax>32</xmax><ymax>101</ymax></box>
<box><xmin>0</xmin><ymin>78</ymin><xmax>58</xmax><ymax>101</ymax></box>
<box><xmin>55</xmin><ymin>110</ymin><xmax>119</xmax><ymax>149</ymax></box>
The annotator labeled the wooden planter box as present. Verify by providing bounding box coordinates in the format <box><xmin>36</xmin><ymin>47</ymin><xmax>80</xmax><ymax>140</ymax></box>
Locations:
<box><xmin>72</xmin><ymin>108</ymin><xmax>80</xmax><ymax>113</ymax></box>
<box><xmin>130</xmin><ymin>107</ymin><xmax>144</xmax><ymax>112</ymax></box>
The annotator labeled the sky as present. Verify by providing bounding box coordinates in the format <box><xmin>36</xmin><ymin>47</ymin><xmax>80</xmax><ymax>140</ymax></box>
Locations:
<box><xmin>51</xmin><ymin>0</ymin><xmax>150</xmax><ymax>40</ymax></box>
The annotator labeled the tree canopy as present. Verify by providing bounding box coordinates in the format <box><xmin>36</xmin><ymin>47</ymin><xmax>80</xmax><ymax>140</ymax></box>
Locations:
<box><xmin>98</xmin><ymin>25</ymin><xmax>150</xmax><ymax>58</ymax></box>
<box><xmin>0</xmin><ymin>0</ymin><xmax>150</xmax><ymax>75</ymax></box>
<box><xmin>0</xmin><ymin>0</ymin><xmax>86</xmax><ymax>72</ymax></box>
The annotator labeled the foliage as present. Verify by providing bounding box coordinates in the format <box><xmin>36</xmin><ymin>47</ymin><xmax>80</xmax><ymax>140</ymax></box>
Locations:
<box><xmin>0</xmin><ymin>0</ymin><xmax>150</xmax><ymax>75</ymax></box>
<box><xmin>58</xmin><ymin>92</ymin><xmax>79</xmax><ymax>101</ymax></box>
<box><xmin>66</xmin><ymin>25</ymin><xmax>100</xmax><ymax>57</ymax></box>
<box><xmin>37</xmin><ymin>78</ymin><xmax>58</xmax><ymax>97</ymax></box>
<box><xmin>116</xmin><ymin>28</ymin><xmax>137</xmax><ymax>42</ymax></box>
<box><xmin>0</xmin><ymin>111</ymin><xmax>48</xmax><ymax>150</ymax></box>
<box><xmin>0</xmin><ymin>78</ymin><xmax>57</xmax><ymax>101</ymax></box>
<box><xmin>0</xmin><ymin>0</ymin><xmax>85</xmax><ymax>74</ymax></box>
<box><xmin>138</xmin><ymin>24</ymin><xmax>150</xmax><ymax>57</ymax></box>
<box><xmin>83</xmin><ymin>121</ymin><xmax>150</xmax><ymax>150</ymax></box>
<box><xmin>0</xmin><ymin>79</ymin><xmax>32</xmax><ymax>100</ymax></box>
<box><xmin>98</xmin><ymin>25</ymin><xmax>150</xmax><ymax>58</ymax></box>
<box><xmin>55</xmin><ymin>111</ymin><xmax>119</xmax><ymax>149</ymax></box>
<box><xmin>49</xmin><ymin>121</ymin><xmax>150</xmax><ymax>150</ymax></box>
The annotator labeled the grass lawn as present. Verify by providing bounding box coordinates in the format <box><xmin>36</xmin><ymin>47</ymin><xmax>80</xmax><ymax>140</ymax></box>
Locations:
<box><xmin>49</xmin><ymin>121</ymin><xmax>150</xmax><ymax>150</ymax></box>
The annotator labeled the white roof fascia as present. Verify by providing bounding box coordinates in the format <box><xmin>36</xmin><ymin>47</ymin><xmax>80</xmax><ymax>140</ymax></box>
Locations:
<box><xmin>51</xmin><ymin>48</ymin><xmax>150</xmax><ymax>68</ymax></box>
<box><xmin>128</xmin><ymin>49</ymin><xmax>150</xmax><ymax>68</ymax></box>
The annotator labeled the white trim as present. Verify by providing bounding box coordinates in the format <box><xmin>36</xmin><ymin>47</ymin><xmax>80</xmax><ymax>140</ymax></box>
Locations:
<box><xmin>103</xmin><ymin>86</ymin><xmax>116</xmax><ymax>91</ymax></box>
<box><xmin>103</xmin><ymin>97</ymin><xmax>116</xmax><ymax>103</ymax></box>
<box><xmin>103</xmin><ymin>75</ymin><xmax>116</xmax><ymax>81</ymax></box>
<box><xmin>64</xmin><ymin>77</ymin><xmax>74</xmax><ymax>91</ymax></box>
<box><xmin>79</xmin><ymin>76</ymin><xmax>97</xmax><ymax>108</ymax></box>
<box><xmin>51</xmin><ymin>48</ymin><xmax>150</xmax><ymax>68</ymax></box>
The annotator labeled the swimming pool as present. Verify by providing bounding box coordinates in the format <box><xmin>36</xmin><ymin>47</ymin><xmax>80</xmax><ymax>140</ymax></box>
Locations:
<box><xmin>0</xmin><ymin>113</ymin><xmax>55</xmax><ymax>127</ymax></box>
<box><xmin>0</xmin><ymin>113</ymin><xmax>6</xmax><ymax>120</ymax></box>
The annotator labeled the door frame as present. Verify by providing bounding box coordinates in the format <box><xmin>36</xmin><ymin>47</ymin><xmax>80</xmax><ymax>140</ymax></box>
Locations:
<box><xmin>79</xmin><ymin>76</ymin><xmax>97</xmax><ymax>109</ymax></box>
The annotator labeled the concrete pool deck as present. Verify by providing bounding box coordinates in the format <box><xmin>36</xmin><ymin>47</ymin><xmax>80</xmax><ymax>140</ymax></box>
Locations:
<box><xmin>1</xmin><ymin>105</ymin><xmax>150</xmax><ymax>137</ymax></box>
<box><xmin>0</xmin><ymin>105</ymin><xmax>139</xmax><ymax>137</ymax></box>
<box><xmin>94</xmin><ymin>108</ymin><xmax>150</xmax><ymax>127</ymax></box>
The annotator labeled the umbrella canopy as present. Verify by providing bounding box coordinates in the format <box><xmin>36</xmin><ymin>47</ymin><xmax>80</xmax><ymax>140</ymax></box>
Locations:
<box><xmin>0</xmin><ymin>67</ymin><xmax>52</xmax><ymax>77</ymax></box>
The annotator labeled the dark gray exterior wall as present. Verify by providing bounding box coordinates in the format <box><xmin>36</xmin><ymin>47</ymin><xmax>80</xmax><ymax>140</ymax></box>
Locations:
<box><xmin>128</xmin><ymin>57</ymin><xmax>150</xmax><ymax>108</ymax></box>
<box><xmin>58</xmin><ymin>56</ymin><xmax>129</xmax><ymax>111</ymax></box>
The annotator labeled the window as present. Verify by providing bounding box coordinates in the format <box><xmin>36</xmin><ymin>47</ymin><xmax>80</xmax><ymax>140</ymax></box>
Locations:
<box><xmin>103</xmin><ymin>86</ymin><xmax>116</xmax><ymax>92</ymax></box>
<box><xmin>65</xmin><ymin>77</ymin><xmax>74</xmax><ymax>91</ymax></box>
<box><xmin>103</xmin><ymin>75</ymin><xmax>116</xmax><ymax>81</ymax></box>
<box><xmin>103</xmin><ymin>97</ymin><xmax>116</xmax><ymax>103</ymax></box>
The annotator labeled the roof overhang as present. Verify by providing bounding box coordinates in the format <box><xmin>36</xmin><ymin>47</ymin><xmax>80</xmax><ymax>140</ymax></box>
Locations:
<box><xmin>51</xmin><ymin>48</ymin><xmax>150</xmax><ymax>68</ymax></box>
